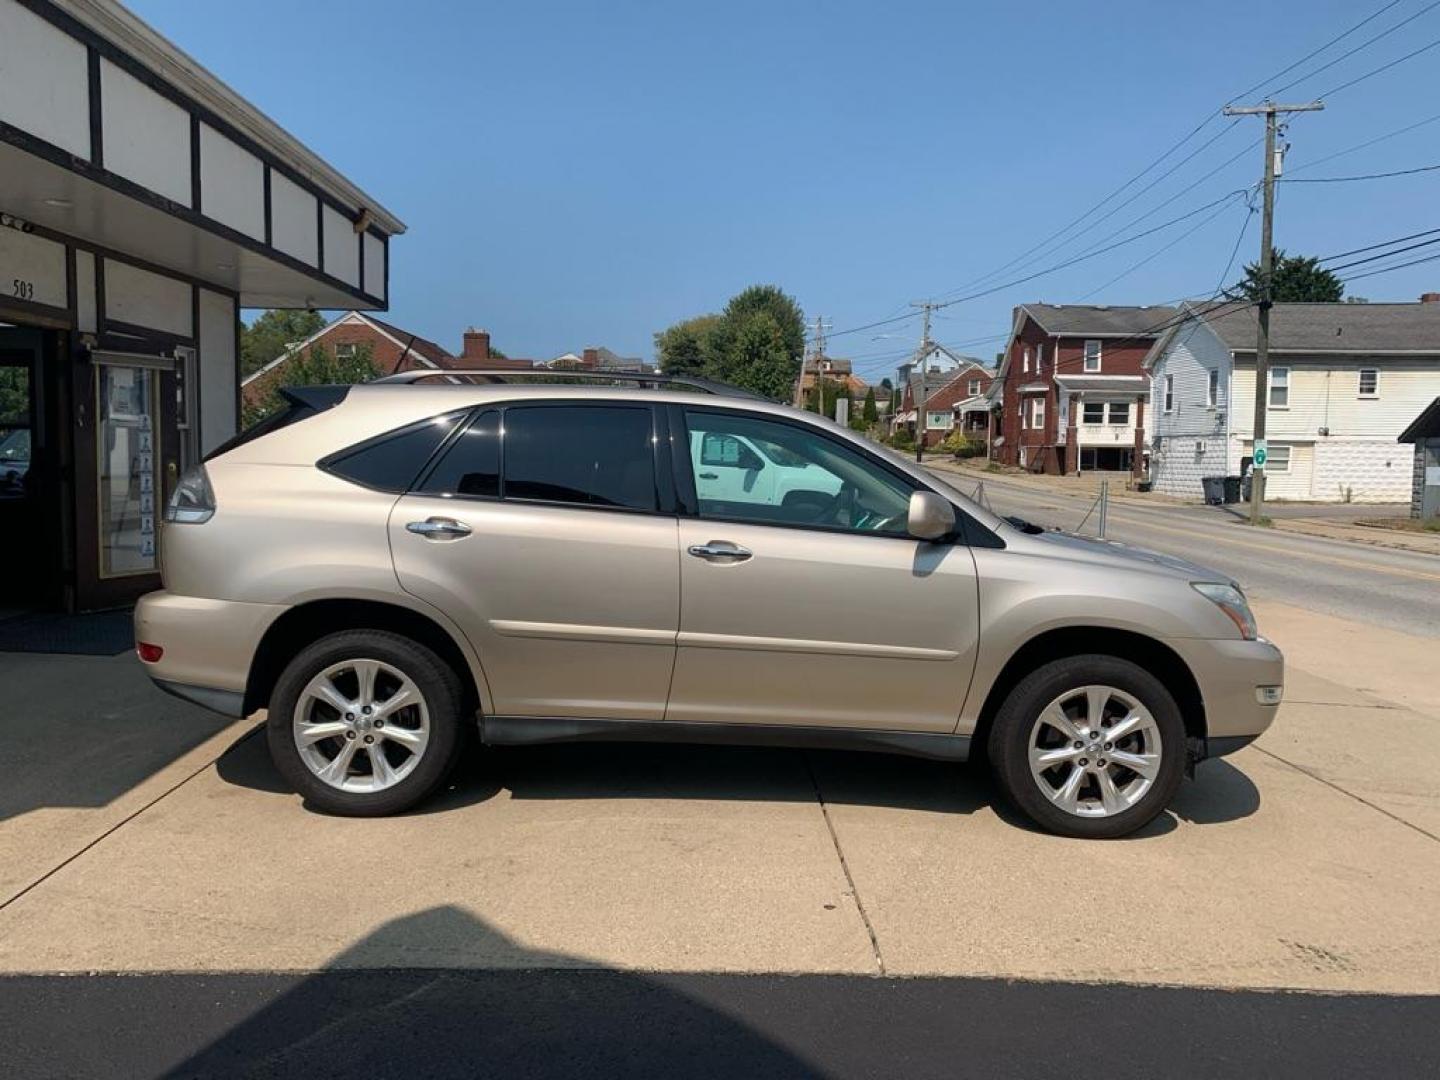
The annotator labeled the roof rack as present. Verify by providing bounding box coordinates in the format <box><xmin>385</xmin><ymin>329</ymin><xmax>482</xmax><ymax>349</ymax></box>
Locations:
<box><xmin>369</xmin><ymin>368</ymin><xmax>767</xmax><ymax>400</ymax></box>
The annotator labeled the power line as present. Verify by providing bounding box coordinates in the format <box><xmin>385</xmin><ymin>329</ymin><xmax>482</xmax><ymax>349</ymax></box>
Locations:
<box><xmin>1079</xmin><ymin>197</ymin><xmax>1248</xmax><ymax>301</ymax></box>
<box><xmin>1318</xmin><ymin>225</ymin><xmax>1440</xmax><ymax>263</ymax></box>
<box><xmin>931</xmin><ymin>189</ymin><xmax>1252</xmax><ymax>312</ymax></box>
<box><xmin>1266</xmin><ymin>0</ymin><xmax>1440</xmax><ymax>98</ymax></box>
<box><xmin>1286</xmin><ymin>110</ymin><xmax>1440</xmax><ymax>175</ymax></box>
<box><xmin>1340</xmin><ymin>248</ymin><xmax>1440</xmax><ymax>282</ymax></box>
<box><xmin>1319</xmin><ymin>30</ymin><xmax>1440</xmax><ymax>97</ymax></box>
<box><xmin>1324</xmin><ymin>234</ymin><xmax>1440</xmax><ymax>274</ymax></box>
<box><xmin>1282</xmin><ymin>162</ymin><xmax>1440</xmax><ymax>183</ymax></box>
<box><xmin>1215</xmin><ymin>201</ymin><xmax>1258</xmax><ymax>293</ymax></box>
<box><xmin>1228</xmin><ymin>0</ymin><xmax>1405</xmax><ymax>103</ymax></box>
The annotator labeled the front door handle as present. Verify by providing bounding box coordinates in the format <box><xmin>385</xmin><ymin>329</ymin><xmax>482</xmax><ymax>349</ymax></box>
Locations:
<box><xmin>698</xmin><ymin>472</ymin><xmax>719</xmax><ymax>480</ymax></box>
<box><xmin>687</xmin><ymin>540</ymin><xmax>752</xmax><ymax>562</ymax></box>
<box><xmin>406</xmin><ymin>517</ymin><xmax>472</xmax><ymax>540</ymax></box>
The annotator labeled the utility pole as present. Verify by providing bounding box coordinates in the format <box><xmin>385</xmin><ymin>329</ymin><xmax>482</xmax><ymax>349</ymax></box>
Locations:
<box><xmin>796</xmin><ymin>315</ymin><xmax>828</xmax><ymax>411</ymax></box>
<box><xmin>1223</xmin><ymin>100</ymin><xmax>1323</xmax><ymax>525</ymax></box>
<box><xmin>910</xmin><ymin>301</ymin><xmax>937</xmax><ymax>463</ymax></box>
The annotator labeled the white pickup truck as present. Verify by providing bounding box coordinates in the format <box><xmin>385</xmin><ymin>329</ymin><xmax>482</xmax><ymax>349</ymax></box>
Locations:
<box><xmin>690</xmin><ymin>428</ymin><xmax>842</xmax><ymax>513</ymax></box>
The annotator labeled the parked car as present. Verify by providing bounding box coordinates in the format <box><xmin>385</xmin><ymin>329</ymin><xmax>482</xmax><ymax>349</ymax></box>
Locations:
<box><xmin>135</xmin><ymin>373</ymin><xmax>1283</xmax><ymax>838</ymax></box>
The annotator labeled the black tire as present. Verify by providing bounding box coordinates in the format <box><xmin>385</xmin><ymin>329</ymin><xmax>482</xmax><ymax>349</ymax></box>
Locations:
<box><xmin>987</xmin><ymin>654</ymin><xmax>1186</xmax><ymax>839</ymax></box>
<box><xmin>266</xmin><ymin>629</ymin><xmax>466</xmax><ymax>816</ymax></box>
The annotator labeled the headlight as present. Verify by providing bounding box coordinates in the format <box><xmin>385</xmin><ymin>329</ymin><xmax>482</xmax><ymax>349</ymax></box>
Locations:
<box><xmin>165</xmin><ymin>465</ymin><xmax>215</xmax><ymax>524</ymax></box>
<box><xmin>1191</xmin><ymin>582</ymin><xmax>1256</xmax><ymax>640</ymax></box>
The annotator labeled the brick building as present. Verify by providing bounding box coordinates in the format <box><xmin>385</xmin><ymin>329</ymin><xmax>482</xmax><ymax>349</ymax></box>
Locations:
<box><xmin>990</xmin><ymin>304</ymin><xmax>1175</xmax><ymax>475</ymax></box>
<box><xmin>896</xmin><ymin>358</ymin><xmax>993</xmax><ymax>446</ymax></box>
<box><xmin>240</xmin><ymin>313</ymin><xmax>531</xmax><ymax>409</ymax></box>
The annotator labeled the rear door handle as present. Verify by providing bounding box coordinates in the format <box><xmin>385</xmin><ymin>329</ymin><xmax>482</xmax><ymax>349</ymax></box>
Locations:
<box><xmin>698</xmin><ymin>472</ymin><xmax>719</xmax><ymax>480</ymax></box>
<box><xmin>406</xmin><ymin>517</ymin><xmax>472</xmax><ymax>540</ymax></box>
<box><xmin>687</xmin><ymin>540</ymin><xmax>752</xmax><ymax>562</ymax></box>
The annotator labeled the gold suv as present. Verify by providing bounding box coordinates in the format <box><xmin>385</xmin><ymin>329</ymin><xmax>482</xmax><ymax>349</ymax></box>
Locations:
<box><xmin>135</xmin><ymin>372</ymin><xmax>1283</xmax><ymax>838</ymax></box>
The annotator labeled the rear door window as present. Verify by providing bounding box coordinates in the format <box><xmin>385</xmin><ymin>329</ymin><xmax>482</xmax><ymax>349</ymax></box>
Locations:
<box><xmin>417</xmin><ymin>410</ymin><xmax>500</xmax><ymax>497</ymax></box>
<box><xmin>503</xmin><ymin>405</ymin><xmax>657</xmax><ymax>511</ymax></box>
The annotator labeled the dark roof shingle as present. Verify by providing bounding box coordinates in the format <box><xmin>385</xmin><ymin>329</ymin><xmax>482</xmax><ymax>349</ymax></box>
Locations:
<box><xmin>1195</xmin><ymin>301</ymin><xmax>1440</xmax><ymax>354</ymax></box>
<box><xmin>1024</xmin><ymin>304</ymin><xmax>1178</xmax><ymax>337</ymax></box>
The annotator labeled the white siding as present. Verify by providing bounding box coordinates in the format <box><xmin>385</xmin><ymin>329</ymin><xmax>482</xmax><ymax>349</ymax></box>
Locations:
<box><xmin>0</xmin><ymin>0</ymin><xmax>91</xmax><ymax>158</ymax></box>
<box><xmin>1147</xmin><ymin>319</ymin><xmax>1232</xmax><ymax>497</ymax></box>
<box><xmin>199</xmin><ymin>122</ymin><xmax>265</xmax><ymax>240</ymax></box>
<box><xmin>75</xmin><ymin>249</ymin><xmax>97</xmax><ymax>332</ymax></box>
<box><xmin>197</xmin><ymin>288</ymin><xmax>237</xmax><ymax>453</ymax></box>
<box><xmin>100</xmin><ymin>57</ymin><xmax>191</xmax><ymax>206</ymax></box>
<box><xmin>322</xmin><ymin>204</ymin><xmax>358</xmax><ymax>286</ymax></box>
<box><xmin>0</xmin><ymin>228</ymin><xmax>67</xmax><ymax>308</ymax></box>
<box><xmin>1232</xmin><ymin>358</ymin><xmax>1440</xmax><ymax>441</ymax></box>
<box><xmin>1312</xmin><ymin>440</ymin><xmax>1412</xmax><ymax>502</ymax></box>
<box><xmin>104</xmin><ymin>259</ymin><xmax>192</xmax><ymax>337</ymax></box>
<box><xmin>1240</xmin><ymin>439</ymin><xmax>1314</xmax><ymax>501</ymax></box>
<box><xmin>269</xmin><ymin>170</ymin><xmax>317</xmax><ymax>266</ymax></box>
<box><xmin>363</xmin><ymin>232</ymin><xmax>385</xmax><ymax>301</ymax></box>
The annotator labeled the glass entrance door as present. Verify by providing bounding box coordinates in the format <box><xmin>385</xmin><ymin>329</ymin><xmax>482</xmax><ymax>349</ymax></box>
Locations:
<box><xmin>95</xmin><ymin>361</ymin><xmax>161</xmax><ymax>579</ymax></box>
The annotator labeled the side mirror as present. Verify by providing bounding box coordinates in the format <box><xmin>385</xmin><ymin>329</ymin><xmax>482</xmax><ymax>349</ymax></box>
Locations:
<box><xmin>907</xmin><ymin>490</ymin><xmax>956</xmax><ymax>541</ymax></box>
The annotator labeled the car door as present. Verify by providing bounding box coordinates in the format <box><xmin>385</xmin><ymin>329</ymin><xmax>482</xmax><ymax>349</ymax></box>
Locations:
<box><xmin>389</xmin><ymin>401</ymin><xmax>680</xmax><ymax>720</ymax></box>
<box><xmin>667</xmin><ymin>405</ymin><xmax>980</xmax><ymax>733</ymax></box>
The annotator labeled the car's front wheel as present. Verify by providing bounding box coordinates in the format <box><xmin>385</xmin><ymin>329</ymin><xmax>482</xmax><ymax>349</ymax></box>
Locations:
<box><xmin>987</xmin><ymin>655</ymin><xmax>1186</xmax><ymax>838</ymax></box>
<box><xmin>267</xmin><ymin>630</ymin><xmax>465</xmax><ymax>816</ymax></box>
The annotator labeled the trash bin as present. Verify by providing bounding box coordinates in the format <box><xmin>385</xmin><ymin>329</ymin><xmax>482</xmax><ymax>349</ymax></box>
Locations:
<box><xmin>1222</xmin><ymin>475</ymin><xmax>1242</xmax><ymax>504</ymax></box>
<box><xmin>1201</xmin><ymin>475</ymin><xmax>1225</xmax><ymax>505</ymax></box>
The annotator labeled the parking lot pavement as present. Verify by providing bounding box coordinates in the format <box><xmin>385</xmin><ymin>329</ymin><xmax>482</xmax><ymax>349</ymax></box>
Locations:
<box><xmin>1</xmin><ymin>601</ymin><xmax>1438</xmax><ymax>998</ymax></box>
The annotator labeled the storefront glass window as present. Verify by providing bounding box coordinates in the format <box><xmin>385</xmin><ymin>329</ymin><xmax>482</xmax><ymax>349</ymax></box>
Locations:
<box><xmin>97</xmin><ymin>364</ymin><xmax>159</xmax><ymax>577</ymax></box>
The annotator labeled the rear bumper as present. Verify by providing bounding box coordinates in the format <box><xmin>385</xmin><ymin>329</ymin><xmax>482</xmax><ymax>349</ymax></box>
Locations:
<box><xmin>1168</xmin><ymin>634</ymin><xmax>1285</xmax><ymax>741</ymax></box>
<box><xmin>134</xmin><ymin>590</ymin><xmax>285</xmax><ymax>711</ymax></box>
<box><xmin>152</xmin><ymin>678</ymin><xmax>248</xmax><ymax>717</ymax></box>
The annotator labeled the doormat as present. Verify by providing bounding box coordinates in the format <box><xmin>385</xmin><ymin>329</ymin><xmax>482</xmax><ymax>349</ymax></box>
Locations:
<box><xmin>0</xmin><ymin>609</ymin><xmax>134</xmax><ymax>656</ymax></box>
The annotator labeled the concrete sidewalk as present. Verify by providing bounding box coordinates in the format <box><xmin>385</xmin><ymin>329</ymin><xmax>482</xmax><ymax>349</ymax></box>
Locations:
<box><xmin>930</xmin><ymin>459</ymin><xmax>1438</xmax><ymax>555</ymax></box>
<box><xmin>1</xmin><ymin>605</ymin><xmax>1437</xmax><ymax>993</ymax></box>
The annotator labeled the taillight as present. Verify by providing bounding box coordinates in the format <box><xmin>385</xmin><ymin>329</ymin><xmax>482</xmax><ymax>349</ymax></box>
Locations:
<box><xmin>137</xmin><ymin>642</ymin><xmax>164</xmax><ymax>663</ymax></box>
<box><xmin>166</xmin><ymin>465</ymin><xmax>215</xmax><ymax>523</ymax></box>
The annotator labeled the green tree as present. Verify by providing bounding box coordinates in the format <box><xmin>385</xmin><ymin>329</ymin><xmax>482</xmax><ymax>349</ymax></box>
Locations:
<box><xmin>242</xmin><ymin>340</ymin><xmax>378</xmax><ymax>428</ymax></box>
<box><xmin>862</xmin><ymin>387</ymin><xmax>879</xmax><ymax>423</ymax></box>
<box><xmin>652</xmin><ymin>285</ymin><xmax>804</xmax><ymax>400</ymax></box>
<box><xmin>654</xmin><ymin>314</ymin><xmax>723</xmax><ymax>376</ymax></box>
<box><xmin>722</xmin><ymin>285</ymin><xmax>805</xmax><ymax>365</ymax></box>
<box><xmin>725</xmin><ymin>310</ymin><xmax>796</xmax><ymax>401</ymax></box>
<box><xmin>240</xmin><ymin>309</ymin><xmax>327</xmax><ymax>378</ymax></box>
<box><xmin>1230</xmin><ymin>248</ymin><xmax>1344</xmax><ymax>303</ymax></box>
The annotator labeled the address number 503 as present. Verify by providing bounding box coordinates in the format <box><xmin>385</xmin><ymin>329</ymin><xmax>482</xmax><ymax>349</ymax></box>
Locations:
<box><xmin>11</xmin><ymin>279</ymin><xmax>34</xmax><ymax>301</ymax></box>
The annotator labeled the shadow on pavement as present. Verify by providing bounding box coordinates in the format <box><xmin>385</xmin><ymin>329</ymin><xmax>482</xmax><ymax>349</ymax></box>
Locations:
<box><xmin>215</xmin><ymin>733</ymin><xmax>1261</xmax><ymax>830</ymax></box>
<box><xmin>2</xmin><ymin>904</ymin><xmax>1436</xmax><ymax>1079</ymax></box>
<box><xmin>0</xmin><ymin>652</ymin><xmax>232</xmax><ymax>825</ymax></box>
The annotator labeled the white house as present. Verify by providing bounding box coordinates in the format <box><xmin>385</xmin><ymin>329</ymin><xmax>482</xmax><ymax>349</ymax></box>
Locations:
<box><xmin>1145</xmin><ymin>299</ymin><xmax>1440</xmax><ymax>502</ymax></box>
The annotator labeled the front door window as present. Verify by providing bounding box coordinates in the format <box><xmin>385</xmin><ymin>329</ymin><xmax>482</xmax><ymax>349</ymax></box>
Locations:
<box><xmin>684</xmin><ymin>409</ymin><xmax>911</xmax><ymax>534</ymax></box>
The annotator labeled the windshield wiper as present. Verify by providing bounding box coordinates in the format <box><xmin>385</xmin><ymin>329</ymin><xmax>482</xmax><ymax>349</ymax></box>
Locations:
<box><xmin>1004</xmin><ymin>515</ymin><xmax>1046</xmax><ymax>535</ymax></box>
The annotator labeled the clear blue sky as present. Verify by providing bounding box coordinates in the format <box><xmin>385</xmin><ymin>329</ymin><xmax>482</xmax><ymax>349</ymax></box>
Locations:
<box><xmin>131</xmin><ymin>0</ymin><xmax>1440</xmax><ymax>383</ymax></box>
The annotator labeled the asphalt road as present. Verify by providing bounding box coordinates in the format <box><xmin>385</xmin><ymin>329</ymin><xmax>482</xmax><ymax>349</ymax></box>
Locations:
<box><xmin>5</xmin><ymin>970</ymin><xmax>1438</xmax><ymax>1079</ymax></box>
<box><xmin>937</xmin><ymin>470</ymin><xmax>1440</xmax><ymax>639</ymax></box>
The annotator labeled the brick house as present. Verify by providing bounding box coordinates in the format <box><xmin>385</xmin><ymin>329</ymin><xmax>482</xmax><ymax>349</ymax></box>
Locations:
<box><xmin>896</xmin><ymin>357</ymin><xmax>994</xmax><ymax>446</ymax></box>
<box><xmin>799</xmin><ymin>355</ymin><xmax>869</xmax><ymax>398</ymax></box>
<box><xmin>989</xmin><ymin>304</ymin><xmax>1176</xmax><ymax>476</ymax></box>
<box><xmin>547</xmin><ymin>346</ymin><xmax>653</xmax><ymax>372</ymax></box>
<box><xmin>240</xmin><ymin>313</ymin><xmax>532</xmax><ymax>409</ymax></box>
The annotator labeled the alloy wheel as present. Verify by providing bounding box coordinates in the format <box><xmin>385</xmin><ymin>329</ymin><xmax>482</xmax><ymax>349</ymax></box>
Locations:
<box><xmin>1026</xmin><ymin>684</ymin><xmax>1162</xmax><ymax>818</ymax></box>
<box><xmin>293</xmin><ymin>658</ymin><xmax>431</xmax><ymax>793</ymax></box>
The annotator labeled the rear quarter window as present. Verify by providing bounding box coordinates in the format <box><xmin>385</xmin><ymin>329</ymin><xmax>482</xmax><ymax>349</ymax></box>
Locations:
<box><xmin>321</xmin><ymin>411</ymin><xmax>466</xmax><ymax>492</ymax></box>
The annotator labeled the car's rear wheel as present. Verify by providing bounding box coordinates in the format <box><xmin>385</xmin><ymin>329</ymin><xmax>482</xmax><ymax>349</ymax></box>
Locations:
<box><xmin>266</xmin><ymin>630</ymin><xmax>465</xmax><ymax>816</ymax></box>
<box><xmin>987</xmin><ymin>655</ymin><xmax>1186</xmax><ymax>839</ymax></box>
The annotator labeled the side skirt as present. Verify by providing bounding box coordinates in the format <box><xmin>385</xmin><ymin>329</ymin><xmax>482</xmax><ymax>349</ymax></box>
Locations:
<box><xmin>479</xmin><ymin>715</ymin><xmax>972</xmax><ymax>762</ymax></box>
